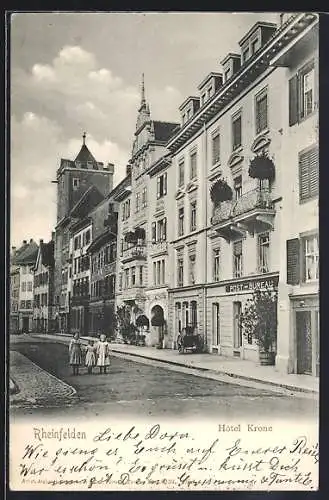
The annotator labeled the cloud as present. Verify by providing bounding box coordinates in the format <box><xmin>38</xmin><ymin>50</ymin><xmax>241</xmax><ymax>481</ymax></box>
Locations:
<box><xmin>11</xmin><ymin>43</ymin><xmax>184</xmax><ymax>245</ymax></box>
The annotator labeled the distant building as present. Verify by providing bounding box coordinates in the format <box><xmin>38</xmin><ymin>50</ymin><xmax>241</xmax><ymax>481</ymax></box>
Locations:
<box><xmin>10</xmin><ymin>247</ymin><xmax>20</xmax><ymax>333</ymax></box>
<box><xmin>11</xmin><ymin>239</ymin><xmax>39</xmax><ymax>333</ymax></box>
<box><xmin>33</xmin><ymin>237</ymin><xmax>55</xmax><ymax>333</ymax></box>
<box><xmin>53</xmin><ymin>134</ymin><xmax>114</xmax><ymax>332</ymax></box>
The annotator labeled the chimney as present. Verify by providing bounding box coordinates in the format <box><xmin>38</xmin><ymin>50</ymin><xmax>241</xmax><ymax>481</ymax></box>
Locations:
<box><xmin>39</xmin><ymin>239</ymin><xmax>44</xmax><ymax>244</ymax></box>
<box><xmin>30</xmin><ymin>238</ymin><xmax>33</xmax><ymax>243</ymax></box>
<box><xmin>23</xmin><ymin>240</ymin><xmax>27</xmax><ymax>245</ymax></box>
<box><xmin>126</xmin><ymin>164</ymin><xmax>132</xmax><ymax>176</ymax></box>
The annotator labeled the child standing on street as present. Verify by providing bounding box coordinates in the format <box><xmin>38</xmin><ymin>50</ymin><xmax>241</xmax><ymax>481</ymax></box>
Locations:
<box><xmin>69</xmin><ymin>332</ymin><xmax>82</xmax><ymax>376</ymax></box>
<box><xmin>96</xmin><ymin>333</ymin><xmax>111</xmax><ymax>374</ymax></box>
<box><xmin>85</xmin><ymin>339</ymin><xmax>96</xmax><ymax>374</ymax></box>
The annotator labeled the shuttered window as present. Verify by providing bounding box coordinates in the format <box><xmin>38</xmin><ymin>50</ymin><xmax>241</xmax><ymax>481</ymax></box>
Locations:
<box><xmin>299</xmin><ymin>146</ymin><xmax>318</xmax><ymax>203</ymax></box>
<box><xmin>255</xmin><ymin>92</ymin><xmax>268</xmax><ymax>134</ymax></box>
<box><xmin>286</xmin><ymin>238</ymin><xmax>300</xmax><ymax>285</ymax></box>
<box><xmin>289</xmin><ymin>59</ymin><xmax>315</xmax><ymax>126</ymax></box>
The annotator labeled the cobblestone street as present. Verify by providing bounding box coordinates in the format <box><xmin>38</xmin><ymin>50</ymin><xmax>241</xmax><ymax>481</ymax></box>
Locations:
<box><xmin>10</xmin><ymin>336</ymin><xmax>318</xmax><ymax>421</ymax></box>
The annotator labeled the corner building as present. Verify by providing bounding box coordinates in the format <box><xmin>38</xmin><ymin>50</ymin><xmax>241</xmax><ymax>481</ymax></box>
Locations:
<box><xmin>165</xmin><ymin>13</ymin><xmax>318</xmax><ymax>375</ymax></box>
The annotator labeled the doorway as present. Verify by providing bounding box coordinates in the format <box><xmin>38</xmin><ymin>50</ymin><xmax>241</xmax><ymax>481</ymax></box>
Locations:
<box><xmin>22</xmin><ymin>316</ymin><xmax>29</xmax><ymax>333</ymax></box>
<box><xmin>233</xmin><ymin>301</ymin><xmax>242</xmax><ymax>353</ymax></box>
<box><xmin>296</xmin><ymin>310</ymin><xmax>312</xmax><ymax>375</ymax></box>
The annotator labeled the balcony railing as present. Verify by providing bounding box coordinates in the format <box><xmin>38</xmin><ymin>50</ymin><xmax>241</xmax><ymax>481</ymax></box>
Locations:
<box><xmin>121</xmin><ymin>244</ymin><xmax>147</xmax><ymax>263</ymax></box>
<box><xmin>211</xmin><ymin>188</ymin><xmax>274</xmax><ymax>225</ymax></box>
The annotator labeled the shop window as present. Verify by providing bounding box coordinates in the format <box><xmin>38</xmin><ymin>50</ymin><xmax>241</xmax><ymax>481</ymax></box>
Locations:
<box><xmin>212</xmin><ymin>302</ymin><xmax>220</xmax><ymax>346</ymax></box>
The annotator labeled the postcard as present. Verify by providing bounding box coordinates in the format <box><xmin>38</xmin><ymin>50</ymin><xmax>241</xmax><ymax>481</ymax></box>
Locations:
<box><xmin>8</xmin><ymin>11</ymin><xmax>319</xmax><ymax>491</ymax></box>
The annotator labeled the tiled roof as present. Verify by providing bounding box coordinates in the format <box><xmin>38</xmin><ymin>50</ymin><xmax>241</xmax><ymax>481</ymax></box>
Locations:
<box><xmin>13</xmin><ymin>241</ymin><xmax>39</xmax><ymax>265</ymax></box>
<box><xmin>74</xmin><ymin>144</ymin><xmax>98</xmax><ymax>164</ymax></box>
<box><xmin>153</xmin><ymin>121</ymin><xmax>180</xmax><ymax>142</ymax></box>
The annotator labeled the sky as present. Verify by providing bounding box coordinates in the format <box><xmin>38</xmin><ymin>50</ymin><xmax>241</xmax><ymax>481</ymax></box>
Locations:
<box><xmin>10</xmin><ymin>11</ymin><xmax>279</xmax><ymax>247</ymax></box>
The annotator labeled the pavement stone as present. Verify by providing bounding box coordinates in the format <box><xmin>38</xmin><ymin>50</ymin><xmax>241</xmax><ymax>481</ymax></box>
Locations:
<box><xmin>10</xmin><ymin>350</ymin><xmax>76</xmax><ymax>407</ymax></box>
<box><xmin>26</xmin><ymin>332</ymin><xmax>319</xmax><ymax>394</ymax></box>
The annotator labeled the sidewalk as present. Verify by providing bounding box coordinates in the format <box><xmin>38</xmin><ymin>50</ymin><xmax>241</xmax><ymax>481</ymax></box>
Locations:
<box><xmin>10</xmin><ymin>350</ymin><xmax>76</xmax><ymax>406</ymax></box>
<box><xmin>28</xmin><ymin>332</ymin><xmax>319</xmax><ymax>395</ymax></box>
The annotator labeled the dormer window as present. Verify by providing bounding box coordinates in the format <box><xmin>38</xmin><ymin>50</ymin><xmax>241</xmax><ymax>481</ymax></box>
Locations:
<box><xmin>207</xmin><ymin>87</ymin><xmax>212</xmax><ymax>99</ymax></box>
<box><xmin>251</xmin><ymin>37</ymin><xmax>260</xmax><ymax>55</ymax></box>
<box><xmin>242</xmin><ymin>46</ymin><xmax>250</xmax><ymax>63</ymax></box>
<box><xmin>201</xmin><ymin>93</ymin><xmax>206</xmax><ymax>106</ymax></box>
<box><xmin>224</xmin><ymin>69</ymin><xmax>231</xmax><ymax>82</ymax></box>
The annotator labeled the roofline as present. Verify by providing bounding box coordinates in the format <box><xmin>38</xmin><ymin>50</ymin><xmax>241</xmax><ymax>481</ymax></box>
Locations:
<box><xmin>220</xmin><ymin>52</ymin><xmax>241</xmax><ymax>65</ymax></box>
<box><xmin>106</xmin><ymin>174</ymin><xmax>131</xmax><ymax>200</ymax></box>
<box><xmin>147</xmin><ymin>153</ymin><xmax>172</xmax><ymax>177</ymax></box>
<box><xmin>197</xmin><ymin>72</ymin><xmax>223</xmax><ymax>90</ymax></box>
<box><xmin>238</xmin><ymin>21</ymin><xmax>277</xmax><ymax>47</ymax></box>
<box><xmin>179</xmin><ymin>96</ymin><xmax>200</xmax><ymax>111</ymax></box>
<box><xmin>166</xmin><ymin>13</ymin><xmax>317</xmax><ymax>153</ymax></box>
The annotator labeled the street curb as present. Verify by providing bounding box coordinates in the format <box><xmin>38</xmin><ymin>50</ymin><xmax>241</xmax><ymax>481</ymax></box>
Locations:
<box><xmin>29</xmin><ymin>333</ymin><xmax>318</xmax><ymax>395</ymax></box>
<box><xmin>109</xmin><ymin>348</ymin><xmax>318</xmax><ymax>395</ymax></box>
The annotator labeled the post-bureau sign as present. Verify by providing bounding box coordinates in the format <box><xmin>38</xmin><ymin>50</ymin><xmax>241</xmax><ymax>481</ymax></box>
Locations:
<box><xmin>225</xmin><ymin>275</ymin><xmax>279</xmax><ymax>293</ymax></box>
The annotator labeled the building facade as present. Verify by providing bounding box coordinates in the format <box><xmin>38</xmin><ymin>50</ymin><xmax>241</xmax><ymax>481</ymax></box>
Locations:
<box><xmin>53</xmin><ymin>134</ymin><xmax>114</xmax><ymax>332</ymax></box>
<box><xmin>10</xmin><ymin>248</ymin><xmax>20</xmax><ymax>333</ymax></box>
<box><xmin>12</xmin><ymin>239</ymin><xmax>39</xmax><ymax>332</ymax></box>
<box><xmin>33</xmin><ymin>238</ymin><xmax>55</xmax><ymax>333</ymax></box>
<box><xmin>115</xmin><ymin>80</ymin><xmax>179</xmax><ymax>346</ymax></box>
<box><xmin>162</xmin><ymin>13</ymin><xmax>318</xmax><ymax>375</ymax></box>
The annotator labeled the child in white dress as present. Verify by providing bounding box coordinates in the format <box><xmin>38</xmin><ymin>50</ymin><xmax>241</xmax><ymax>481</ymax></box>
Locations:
<box><xmin>96</xmin><ymin>334</ymin><xmax>111</xmax><ymax>374</ymax></box>
<box><xmin>85</xmin><ymin>339</ymin><xmax>96</xmax><ymax>374</ymax></box>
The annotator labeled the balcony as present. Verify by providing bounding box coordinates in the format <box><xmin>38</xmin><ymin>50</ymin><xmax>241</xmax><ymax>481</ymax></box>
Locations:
<box><xmin>211</xmin><ymin>188</ymin><xmax>275</xmax><ymax>240</ymax></box>
<box><xmin>121</xmin><ymin>286</ymin><xmax>146</xmax><ymax>303</ymax></box>
<box><xmin>121</xmin><ymin>245</ymin><xmax>147</xmax><ymax>264</ymax></box>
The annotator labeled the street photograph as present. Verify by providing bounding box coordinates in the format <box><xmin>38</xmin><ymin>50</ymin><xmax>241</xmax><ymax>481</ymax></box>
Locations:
<box><xmin>8</xmin><ymin>11</ymin><xmax>319</xmax><ymax>491</ymax></box>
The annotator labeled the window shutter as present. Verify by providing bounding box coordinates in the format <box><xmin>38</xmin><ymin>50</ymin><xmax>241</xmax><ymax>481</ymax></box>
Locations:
<box><xmin>289</xmin><ymin>74</ymin><xmax>299</xmax><ymax>126</ymax></box>
<box><xmin>286</xmin><ymin>238</ymin><xmax>300</xmax><ymax>285</ymax></box>
<box><xmin>299</xmin><ymin>147</ymin><xmax>318</xmax><ymax>202</ymax></box>
<box><xmin>152</xmin><ymin>222</ymin><xmax>156</xmax><ymax>243</ymax></box>
<box><xmin>163</xmin><ymin>218</ymin><xmax>167</xmax><ymax>241</ymax></box>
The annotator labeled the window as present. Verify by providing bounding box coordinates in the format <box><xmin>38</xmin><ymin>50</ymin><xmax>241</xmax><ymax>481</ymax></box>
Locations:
<box><xmin>157</xmin><ymin>173</ymin><xmax>167</xmax><ymax>199</ymax></box>
<box><xmin>258</xmin><ymin>233</ymin><xmax>270</xmax><ymax>273</ymax></box>
<box><xmin>190</xmin><ymin>151</ymin><xmax>197</xmax><ymax>180</ymax></box>
<box><xmin>232</xmin><ymin>114</ymin><xmax>242</xmax><ymax>150</ymax></box>
<box><xmin>85</xmin><ymin>230</ymin><xmax>90</xmax><ymax>245</ymax></box>
<box><xmin>21</xmin><ymin>282</ymin><xmax>26</xmax><ymax>292</ymax></box>
<box><xmin>151</xmin><ymin>222</ymin><xmax>156</xmax><ymax>243</ymax></box>
<box><xmin>139</xmin><ymin>266</ymin><xmax>144</xmax><ymax>286</ymax></box>
<box><xmin>73</xmin><ymin>178</ymin><xmax>80</xmax><ymax>189</ymax></box>
<box><xmin>289</xmin><ymin>62</ymin><xmax>316</xmax><ymax>126</ymax></box>
<box><xmin>302</xmin><ymin>234</ymin><xmax>319</xmax><ymax>282</ymax></box>
<box><xmin>213</xmin><ymin>248</ymin><xmax>220</xmax><ymax>282</ymax></box>
<box><xmin>190</xmin><ymin>301</ymin><xmax>197</xmax><ymax>327</ymax></box>
<box><xmin>212</xmin><ymin>303</ymin><xmax>220</xmax><ymax>345</ymax></box>
<box><xmin>20</xmin><ymin>300</ymin><xmax>26</xmax><ymax>309</ymax></box>
<box><xmin>27</xmin><ymin>281</ymin><xmax>32</xmax><ymax>292</ymax></box>
<box><xmin>178</xmin><ymin>159</ymin><xmax>185</xmax><ymax>187</ymax></box>
<box><xmin>119</xmin><ymin>273</ymin><xmax>123</xmax><ymax>291</ymax></box>
<box><xmin>212</xmin><ymin>132</ymin><xmax>220</xmax><ymax>165</ymax></box>
<box><xmin>299</xmin><ymin>146</ymin><xmax>318</xmax><ymax>203</ymax></box>
<box><xmin>124</xmin><ymin>269</ymin><xmax>129</xmax><ymax>288</ymax></box>
<box><xmin>161</xmin><ymin>259</ymin><xmax>165</xmax><ymax>285</ymax></box>
<box><xmin>153</xmin><ymin>262</ymin><xmax>156</xmax><ymax>285</ymax></box>
<box><xmin>176</xmin><ymin>303</ymin><xmax>182</xmax><ymax>334</ymax></box>
<box><xmin>74</xmin><ymin>236</ymin><xmax>79</xmax><ymax>250</ymax></box>
<box><xmin>142</xmin><ymin>187</ymin><xmax>147</xmax><ymax>208</ymax></box>
<box><xmin>242</xmin><ymin>46</ymin><xmax>250</xmax><ymax>63</ymax></box>
<box><xmin>251</xmin><ymin>38</ymin><xmax>260</xmax><ymax>54</ymax></box>
<box><xmin>233</xmin><ymin>240</ymin><xmax>243</xmax><ymax>278</ymax></box>
<box><xmin>234</xmin><ymin>175</ymin><xmax>242</xmax><ymax>200</ymax></box>
<box><xmin>207</xmin><ymin>87</ymin><xmax>212</xmax><ymax>99</ymax></box>
<box><xmin>157</xmin><ymin>218</ymin><xmax>167</xmax><ymax>242</ymax></box>
<box><xmin>255</xmin><ymin>90</ymin><xmax>268</xmax><ymax>134</ymax></box>
<box><xmin>189</xmin><ymin>254</ymin><xmax>196</xmax><ymax>284</ymax></box>
<box><xmin>190</xmin><ymin>201</ymin><xmax>197</xmax><ymax>232</ymax></box>
<box><xmin>178</xmin><ymin>207</ymin><xmax>185</xmax><ymax>237</ymax></box>
<box><xmin>154</xmin><ymin>259</ymin><xmax>166</xmax><ymax>286</ymax></box>
<box><xmin>131</xmin><ymin>267</ymin><xmax>136</xmax><ymax>286</ymax></box>
<box><xmin>122</xmin><ymin>199</ymin><xmax>131</xmax><ymax>221</ymax></box>
<box><xmin>201</xmin><ymin>93</ymin><xmax>206</xmax><ymax>105</ymax></box>
<box><xmin>177</xmin><ymin>256</ymin><xmax>184</xmax><ymax>287</ymax></box>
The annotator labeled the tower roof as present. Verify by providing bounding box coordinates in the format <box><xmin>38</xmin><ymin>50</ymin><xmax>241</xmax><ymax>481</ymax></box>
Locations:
<box><xmin>74</xmin><ymin>133</ymin><xmax>98</xmax><ymax>165</ymax></box>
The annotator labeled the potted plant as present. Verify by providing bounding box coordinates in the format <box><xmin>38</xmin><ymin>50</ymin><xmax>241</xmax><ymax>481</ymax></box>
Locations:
<box><xmin>210</xmin><ymin>179</ymin><xmax>233</xmax><ymax>205</ymax></box>
<box><xmin>240</xmin><ymin>289</ymin><xmax>278</xmax><ymax>365</ymax></box>
<box><xmin>248</xmin><ymin>151</ymin><xmax>275</xmax><ymax>181</ymax></box>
